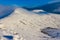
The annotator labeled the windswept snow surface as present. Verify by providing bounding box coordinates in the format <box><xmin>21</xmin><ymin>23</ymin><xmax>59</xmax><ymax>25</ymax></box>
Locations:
<box><xmin>0</xmin><ymin>8</ymin><xmax>60</xmax><ymax>40</ymax></box>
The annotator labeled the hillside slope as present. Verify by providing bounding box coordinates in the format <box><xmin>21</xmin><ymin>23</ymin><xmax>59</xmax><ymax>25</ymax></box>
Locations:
<box><xmin>0</xmin><ymin>8</ymin><xmax>60</xmax><ymax>40</ymax></box>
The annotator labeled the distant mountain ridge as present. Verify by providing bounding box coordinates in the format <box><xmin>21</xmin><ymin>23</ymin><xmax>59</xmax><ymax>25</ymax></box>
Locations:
<box><xmin>39</xmin><ymin>2</ymin><xmax>60</xmax><ymax>14</ymax></box>
<box><xmin>23</xmin><ymin>2</ymin><xmax>60</xmax><ymax>14</ymax></box>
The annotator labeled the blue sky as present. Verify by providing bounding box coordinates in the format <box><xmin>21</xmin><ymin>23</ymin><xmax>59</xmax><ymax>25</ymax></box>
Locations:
<box><xmin>0</xmin><ymin>0</ymin><xmax>54</xmax><ymax>8</ymax></box>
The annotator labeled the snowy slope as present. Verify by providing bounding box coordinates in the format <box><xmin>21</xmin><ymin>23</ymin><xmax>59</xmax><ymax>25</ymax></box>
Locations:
<box><xmin>0</xmin><ymin>8</ymin><xmax>60</xmax><ymax>40</ymax></box>
<box><xmin>32</xmin><ymin>9</ymin><xmax>49</xmax><ymax>15</ymax></box>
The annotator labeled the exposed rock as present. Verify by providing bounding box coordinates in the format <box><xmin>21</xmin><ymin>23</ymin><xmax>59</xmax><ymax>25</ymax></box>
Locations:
<box><xmin>41</xmin><ymin>27</ymin><xmax>60</xmax><ymax>38</ymax></box>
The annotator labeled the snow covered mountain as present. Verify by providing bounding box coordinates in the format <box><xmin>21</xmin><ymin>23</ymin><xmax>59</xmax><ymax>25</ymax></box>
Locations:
<box><xmin>0</xmin><ymin>7</ymin><xmax>60</xmax><ymax>40</ymax></box>
<box><xmin>32</xmin><ymin>9</ymin><xmax>49</xmax><ymax>15</ymax></box>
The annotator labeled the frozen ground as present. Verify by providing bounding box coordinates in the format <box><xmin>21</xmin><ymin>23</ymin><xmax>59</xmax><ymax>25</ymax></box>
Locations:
<box><xmin>0</xmin><ymin>8</ymin><xmax>60</xmax><ymax>40</ymax></box>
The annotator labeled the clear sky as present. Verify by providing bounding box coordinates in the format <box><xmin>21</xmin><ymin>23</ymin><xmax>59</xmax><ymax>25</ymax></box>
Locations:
<box><xmin>0</xmin><ymin>0</ymin><xmax>54</xmax><ymax>8</ymax></box>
